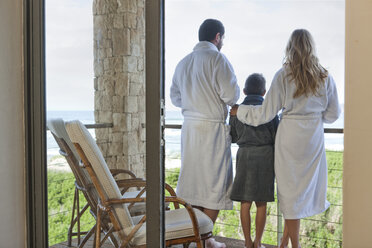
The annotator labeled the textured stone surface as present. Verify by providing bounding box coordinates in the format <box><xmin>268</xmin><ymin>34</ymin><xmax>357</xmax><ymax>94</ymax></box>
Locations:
<box><xmin>94</xmin><ymin>0</ymin><xmax>145</xmax><ymax>178</ymax></box>
<box><xmin>112</xmin><ymin>95</ymin><xmax>124</xmax><ymax>112</ymax></box>
<box><xmin>137</xmin><ymin>57</ymin><xmax>144</xmax><ymax>71</ymax></box>
<box><xmin>124</xmin><ymin>96</ymin><xmax>138</xmax><ymax>113</ymax></box>
<box><xmin>113</xmin><ymin>15</ymin><xmax>124</xmax><ymax>29</ymax></box>
<box><xmin>129</xmin><ymin>83</ymin><xmax>142</xmax><ymax>96</ymax></box>
<box><xmin>97</xmin><ymin>110</ymin><xmax>113</xmax><ymax>123</ymax></box>
<box><xmin>124</xmin><ymin>13</ymin><xmax>137</xmax><ymax>28</ymax></box>
<box><xmin>96</xmin><ymin>128</ymin><xmax>110</xmax><ymax>142</ymax></box>
<box><xmin>123</xmin><ymin>56</ymin><xmax>137</xmax><ymax>72</ymax></box>
<box><xmin>112</xmin><ymin>28</ymin><xmax>130</xmax><ymax>56</ymax></box>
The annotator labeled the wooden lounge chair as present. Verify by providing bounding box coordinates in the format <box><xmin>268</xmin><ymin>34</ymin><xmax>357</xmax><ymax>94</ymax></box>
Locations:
<box><xmin>47</xmin><ymin>118</ymin><xmax>149</xmax><ymax>247</ymax></box>
<box><xmin>65</xmin><ymin>120</ymin><xmax>214</xmax><ymax>248</ymax></box>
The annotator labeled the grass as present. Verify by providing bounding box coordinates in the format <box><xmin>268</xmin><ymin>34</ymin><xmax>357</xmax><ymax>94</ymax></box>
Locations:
<box><xmin>48</xmin><ymin>150</ymin><xmax>343</xmax><ymax>247</ymax></box>
<box><xmin>48</xmin><ymin>170</ymin><xmax>95</xmax><ymax>246</ymax></box>
<box><xmin>165</xmin><ymin>150</ymin><xmax>343</xmax><ymax>247</ymax></box>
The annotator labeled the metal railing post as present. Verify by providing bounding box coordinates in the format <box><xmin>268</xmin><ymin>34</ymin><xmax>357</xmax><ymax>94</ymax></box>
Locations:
<box><xmin>277</xmin><ymin>201</ymin><xmax>283</xmax><ymax>246</ymax></box>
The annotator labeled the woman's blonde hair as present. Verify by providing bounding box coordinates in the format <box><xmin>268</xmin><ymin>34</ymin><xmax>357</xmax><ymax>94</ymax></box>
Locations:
<box><xmin>284</xmin><ymin>29</ymin><xmax>328</xmax><ymax>98</ymax></box>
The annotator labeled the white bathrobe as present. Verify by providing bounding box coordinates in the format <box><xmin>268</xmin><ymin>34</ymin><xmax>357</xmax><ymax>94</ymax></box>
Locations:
<box><xmin>170</xmin><ymin>41</ymin><xmax>240</xmax><ymax>210</ymax></box>
<box><xmin>237</xmin><ymin>67</ymin><xmax>340</xmax><ymax>219</ymax></box>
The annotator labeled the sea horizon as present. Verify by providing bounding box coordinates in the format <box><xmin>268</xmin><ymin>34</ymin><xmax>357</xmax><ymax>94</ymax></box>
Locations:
<box><xmin>47</xmin><ymin>108</ymin><xmax>345</xmax><ymax>127</ymax></box>
<box><xmin>47</xmin><ymin>109</ymin><xmax>344</xmax><ymax>162</ymax></box>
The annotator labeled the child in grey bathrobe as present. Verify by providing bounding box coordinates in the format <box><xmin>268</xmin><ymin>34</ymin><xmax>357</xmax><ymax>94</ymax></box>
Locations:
<box><xmin>229</xmin><ymin>73</ymin><xmax>279</xmax><ymax>248</ymax></box>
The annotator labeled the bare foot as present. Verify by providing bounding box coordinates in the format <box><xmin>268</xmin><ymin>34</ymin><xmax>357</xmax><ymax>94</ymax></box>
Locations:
<box><xmin>279</xmin><ymin>238</ymin><xmax>288</xmax><ymax>248</ymax></box>
<box><xmin>244</xmin><ymin>240</ymin><xmax>253</xmax><ymax>248</ymax></box>
<box><xmin>253</xmin><ymin>242</ymin><xmax>265</xmax><ymax>248</ymax></box>
<box><xmin>205</xmin><ymin>238</ymin><xmax>226</xmax><ymax>248</ymax></box>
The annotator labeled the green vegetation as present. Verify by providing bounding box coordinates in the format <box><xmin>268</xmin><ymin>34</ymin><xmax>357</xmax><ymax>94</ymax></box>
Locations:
<box><xmin>300</xmin><ymin>151</ymin><xmax>343</xmax><ymax>248</ymax></box>
<box><xmin>48</xmin><ymin>170</ymin><xmax>95</xmax><ymax>246</ymax></box>
<box><xmin>165</xmin><ymin>151</ymin><xmax>343</xmax><ymax>247</ymax></box>
<box><xmin>48</xmin><ymin>151</ymin><xmax>343</xmax><ymax>247</ymax></box>
<box><xmin>165</xmin><ymin>167</ymin><xmax>180</xmax><ymax>190</ymax></box>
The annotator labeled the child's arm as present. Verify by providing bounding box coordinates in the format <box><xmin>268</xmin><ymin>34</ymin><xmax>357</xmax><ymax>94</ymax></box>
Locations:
<box><xmin>271</xmin><ymin>115</ymin><xmax>280</xmax><ymax>142</ymax></box>
<box><xmin>229</xmin><ymin>116</ymin><xmax>238</xmax><ymax>143</ymax></box>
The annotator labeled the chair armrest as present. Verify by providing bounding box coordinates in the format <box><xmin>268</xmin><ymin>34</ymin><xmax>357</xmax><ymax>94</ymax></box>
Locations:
<box><xmin>110</xmin><ymin>169</ymin><xmax>138</xmax><ymax>179</ymax></box>
<box><xmin>165</xmin><ymin>183</ymin><xmax>177</xmax><ymax>197</ymax></box>
<box><xmin>116</xmin><ymin>180</ymin><xmax>176</xmax><ymax>196</ymax></box>
<box><xmin>114</xmin><ymin>180</ymin><xmax>179</xmax><ymax>208</ymax></box>
<box><xmin>116</xmin><ymin>178</ymin><xmax>145</xmax><ymax>194</ymax></box>
<box><xmin>165</xmin><ymin>196</ymin><xmax>202</xmax><ymax>239</ymax></box>
<box><xmin>102</xmin><ymin>196</ymin><xmax>201</xmax><ymax>240</ymax></box>
<box><xmin>115</xmin><ymin>178</ymin><xmax>146</xmax><ymax>188</ymax></box>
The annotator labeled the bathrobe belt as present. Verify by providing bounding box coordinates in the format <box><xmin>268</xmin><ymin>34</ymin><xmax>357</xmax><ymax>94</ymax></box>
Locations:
<box><xmin>184</xmin><ymin>116</ymin><xmax>225</xmax><ymax>124</ymax></box>
<box><xmin>280</xmin><ymin>113</ymin><xmax>322</xmax><ymax>120</ymax></box>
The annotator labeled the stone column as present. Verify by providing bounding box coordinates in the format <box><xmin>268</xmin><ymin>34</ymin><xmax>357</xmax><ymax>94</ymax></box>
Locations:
<box><xmin>93</xmin><ymin>0</ymin><xmax>145</xmax><ymax>178</ymax></box>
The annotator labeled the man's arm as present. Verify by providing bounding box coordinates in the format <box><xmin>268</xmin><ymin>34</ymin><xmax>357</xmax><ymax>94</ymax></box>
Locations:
<box><xmin>214</xmin><ymin>54</ymin><xmax>240</xmax><ymax>106</ymax></box>
<box><xmin>170</xmin><ymin>73</ymin><xmax>182</xmax><ymax>108</ymax></box>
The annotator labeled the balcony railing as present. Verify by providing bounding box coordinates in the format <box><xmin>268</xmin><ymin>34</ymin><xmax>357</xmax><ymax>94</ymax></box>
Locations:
<box><xmin>164</xmin><ymin>124</ymin><xmax>343</xmax><ymax>248</ymax></box>
<box><xmin>48</xmin><ymin>123</ymin><xmax>343</xmax><ymax>247</ymax></box>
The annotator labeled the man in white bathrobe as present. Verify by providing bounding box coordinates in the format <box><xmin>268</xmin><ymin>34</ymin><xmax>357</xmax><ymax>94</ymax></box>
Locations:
<box><xmin>170</xmin><ymin>19</ymin><xmax>240</xmax><ymax>247</ymax></box>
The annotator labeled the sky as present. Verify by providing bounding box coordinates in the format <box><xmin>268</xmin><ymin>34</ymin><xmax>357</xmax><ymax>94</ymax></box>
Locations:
<box><xmin>46</xmin><ymin>0</ymin><xmax>94</xmax><ymax>110</ymax></box>
<box><xmin>46</xmin><ymin>0</ymin><xmax>345</xmax><ymax>111</ymax></box>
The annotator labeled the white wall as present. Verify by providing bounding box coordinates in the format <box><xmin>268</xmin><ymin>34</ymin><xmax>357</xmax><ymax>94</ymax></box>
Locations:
<box><xmin>0</xmin><ymin>0</ymin><xmax>26</xmax><ymax>247</ymax></box>
<box><xmin>343</xmin><ymin>0</ymin><xmax>372</xmax><ymax>247</ymax></box>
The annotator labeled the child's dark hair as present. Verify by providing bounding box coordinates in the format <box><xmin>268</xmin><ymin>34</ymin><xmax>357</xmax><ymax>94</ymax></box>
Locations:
<box><xmin>198</xmin><ymin>19</ymin><xmax>225</xmax><ymax>42</ymax></box>
<box><xmin>244</xmin><ymin>73</ymin><xmax>266</xmax><ymax>95</ymax></box>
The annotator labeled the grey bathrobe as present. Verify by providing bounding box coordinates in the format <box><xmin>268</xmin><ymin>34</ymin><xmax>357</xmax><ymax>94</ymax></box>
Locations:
<box><xmin>230</xmin><ymin>95</ymin><xmax>279</xmax><ymax>202</ymax></box>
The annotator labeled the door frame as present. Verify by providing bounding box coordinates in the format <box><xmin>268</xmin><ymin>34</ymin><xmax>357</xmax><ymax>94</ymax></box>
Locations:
<box><xmin>25</xmin><ymin>0</ymin><xmax>167</xmax><ymax>246</ymax></box>
<box><xmin>24</xmin><ymin>0</ymin><xmax>48</xmax><ymax>247</ymax></box>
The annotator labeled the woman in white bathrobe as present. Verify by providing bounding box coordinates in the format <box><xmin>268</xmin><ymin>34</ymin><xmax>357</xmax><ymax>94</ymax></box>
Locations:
<box><xmin>231</xmin><ymin>29</ymin><xmax>340</xmax><ymax>248</ymax></box>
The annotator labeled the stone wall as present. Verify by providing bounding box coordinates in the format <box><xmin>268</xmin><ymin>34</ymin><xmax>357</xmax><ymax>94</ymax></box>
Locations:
<box><xmin>93</xmin><ymin>0</ymin><xmax>145</xmax><ymax>178</ymax></box>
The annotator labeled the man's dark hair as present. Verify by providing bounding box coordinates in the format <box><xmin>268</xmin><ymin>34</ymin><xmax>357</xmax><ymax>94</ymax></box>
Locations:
<box><xmin>198</xmin><ymin>19</ymin><xmax>225</xmax><ymax>42</ymax></box>
<box><xmin>244</xmin><ymin>73</ymin><xmax>266</xmax><ymax>95</ymax></box>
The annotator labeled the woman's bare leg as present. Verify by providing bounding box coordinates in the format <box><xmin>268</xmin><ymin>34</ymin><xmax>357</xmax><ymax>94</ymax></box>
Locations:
<box><xmin>203</xmin><ymin>208</ymin><xmax>219</xmax><ymax>223</ymax></box>
<box><xmin>286</xmin><ymin>219</ymin><xmax>301</xmax><ymax>248</ymax></box>
<box><xmin>194</xmin><ymin>206</ymin><xmax>226</xmax><ymax>248</ymax></box>
<box><xmin>279</xmin><ymin>222</ymin><xmax>289</xmax><ymax>248</ymax></box>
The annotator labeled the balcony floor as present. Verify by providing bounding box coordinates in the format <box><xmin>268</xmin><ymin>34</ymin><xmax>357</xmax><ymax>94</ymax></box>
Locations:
<box><xmin>51</xmin><ymin>236</ymin><xmax>277</xmax><ymax>248</ymax></box>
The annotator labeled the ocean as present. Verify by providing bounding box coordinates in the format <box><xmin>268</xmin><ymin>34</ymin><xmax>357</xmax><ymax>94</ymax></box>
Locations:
<box><xmin>47</xmin><ymin>111</ymin><xmax>95</xmax><ymax>160</ymax></box>
<box><xmin>47</xmin><ymin>110</ymin><xmax>344</xmax><ymax>162</ymax></box>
